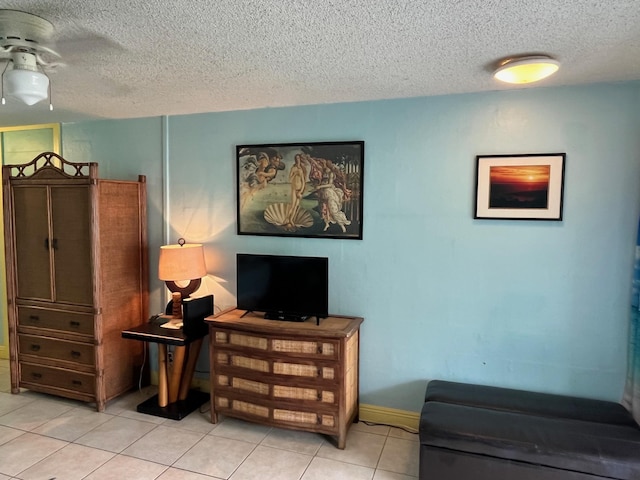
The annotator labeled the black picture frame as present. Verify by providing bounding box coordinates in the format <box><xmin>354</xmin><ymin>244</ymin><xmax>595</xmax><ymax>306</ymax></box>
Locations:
<box><xmin>237</xmin><ymin>141</ymin><xmax>364</xmax><ymax>239</ymax></box>
<box><xmin>474</xmin><ymin>153</ymin><xmax>566</xmax><ymax>220</ymax></box>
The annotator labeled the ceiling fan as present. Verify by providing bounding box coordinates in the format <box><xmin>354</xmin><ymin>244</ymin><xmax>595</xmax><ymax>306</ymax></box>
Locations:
<box><xmin>0</xmin><ymin>9</ymin><xmax>63</xmax><ymax>108</ymax></box>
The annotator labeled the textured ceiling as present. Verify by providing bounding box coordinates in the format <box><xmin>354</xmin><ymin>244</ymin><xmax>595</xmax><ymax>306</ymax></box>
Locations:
<box><xmin>0</xmin><ymin>0</ymin><xmax>639</xmax><ymax>127</ymax></box>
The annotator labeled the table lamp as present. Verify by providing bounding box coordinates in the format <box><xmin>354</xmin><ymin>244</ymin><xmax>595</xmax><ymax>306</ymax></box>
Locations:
<box><xmin>158</xmin><ymin>238</ymin><xmax>207</xmax><ymax>320</ymax></box>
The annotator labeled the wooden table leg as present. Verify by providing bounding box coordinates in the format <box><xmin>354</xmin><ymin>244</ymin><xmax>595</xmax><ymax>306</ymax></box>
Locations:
<box><xmin>179</xmin><ymin>338</ymin><xmax>203</xmax><ymax>401</ymax></box>
<box><xmin>158</xmin><ymin>344</ymin><xmax>168</xmax><ymax>407</ymax></box>
<box><xmin>168</xmin><ymin>345</ymin><xmax>186</xmax><ymax>404</ymax></box>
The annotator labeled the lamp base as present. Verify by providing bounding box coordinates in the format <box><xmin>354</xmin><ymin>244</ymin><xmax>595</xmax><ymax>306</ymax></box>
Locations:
<box><xmin>165</xmin><ymin>278</ymin><xmax>202</xmax><ymax>299</ymax></box>
<box><xmin>136</xmin><ymin>389</ymin><xmax>209</xmax><ymax>420</ymax></box>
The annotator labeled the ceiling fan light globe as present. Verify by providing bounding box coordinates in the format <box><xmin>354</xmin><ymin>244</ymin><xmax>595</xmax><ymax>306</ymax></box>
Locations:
<box><xmin>4</xmin><ymin>68</ymin><xmax>49</xmax><ymax>105</ymax></box>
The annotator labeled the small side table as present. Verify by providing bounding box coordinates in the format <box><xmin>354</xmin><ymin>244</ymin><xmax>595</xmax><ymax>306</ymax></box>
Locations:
<box><xmin>121</xmin><ymin>317</ymin><xmax>209</xmax><ymax>420</ymax></box>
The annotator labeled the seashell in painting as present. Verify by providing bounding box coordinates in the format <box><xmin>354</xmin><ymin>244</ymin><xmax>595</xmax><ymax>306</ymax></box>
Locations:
<box><xmin>264</xmin><ymin>202</ymin><xmax>313</xmax><ymax>229</ymax></box>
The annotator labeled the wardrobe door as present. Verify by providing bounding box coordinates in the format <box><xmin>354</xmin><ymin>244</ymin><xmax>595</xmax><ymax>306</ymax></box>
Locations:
<box><xmin>50</xmin><ymin>186</ymin><xmax>93</xmax><ymax>305</ymax></box>
<box><xmin>13</xmin><ymin>186</ymin><xmax>52</xmax><ymax>301</ymax></box>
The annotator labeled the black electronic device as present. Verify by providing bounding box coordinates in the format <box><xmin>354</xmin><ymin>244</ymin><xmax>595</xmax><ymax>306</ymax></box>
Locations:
<box><xmin>163</xmin><ymin>294</ymin><xmax>213</xmax><ymax>338</ymax></box>
<box><xmin>236</xmin><ymin>253</ymin><xmax>328</xmax><ymax>322</ymax></box>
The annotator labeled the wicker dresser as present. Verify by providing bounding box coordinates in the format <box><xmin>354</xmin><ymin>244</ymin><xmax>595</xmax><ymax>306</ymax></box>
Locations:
<box><xmin>206</xmin><ymin>309</ymin><xmax>362</xmax><ymax>448</ymax></box>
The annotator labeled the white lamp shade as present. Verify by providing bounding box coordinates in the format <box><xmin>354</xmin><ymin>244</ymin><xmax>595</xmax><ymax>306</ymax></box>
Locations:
<box><xmin>4</xmin><ymin>68</ymin><xmax>49</xmax><ymax>106</ymax></box>
<box><xmin>158</xmin><ymin>243</ymin><xmax>207</xmax><ymax>281</ymax></box>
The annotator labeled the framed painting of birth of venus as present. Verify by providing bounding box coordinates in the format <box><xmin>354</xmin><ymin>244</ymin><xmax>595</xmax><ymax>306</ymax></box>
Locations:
<box><xmin>474</xmin><ymin>153</ymin><xmax>566</xmax><ymax>221</ymax></box>
<box><xmin>236</xmin><ymin>141</ymin><xmax>364</xmax><ymax>239</ymax></box>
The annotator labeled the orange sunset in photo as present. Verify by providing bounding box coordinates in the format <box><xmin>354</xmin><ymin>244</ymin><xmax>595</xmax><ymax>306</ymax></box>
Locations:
<box><xmin>489</xmin><ymin>165</ymin><xmax>550</xmax><ymax>209</ymax></box>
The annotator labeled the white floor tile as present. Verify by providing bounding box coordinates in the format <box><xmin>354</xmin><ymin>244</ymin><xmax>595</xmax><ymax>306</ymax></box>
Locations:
<box><xmin>163</xmin><ymin>410</ymin><xmax>217</xmax><ymax>434</ymax></box>
<box><xmin>122</xmin><ymin>425</ymin><xmax>204</xmax><ymax>465</ymax></box>
<box><xmin>351</xmin><ymin>422</ymin><xmax>391</xmax><ymax>436</ymax></box>
<box><xmin>0</xmin><ymin>392</ymin><xmax>37</xmax><ymax>417</ymax></box>
<box><xmin>260</xmin><ymin>427</ymin><xmax>325</xmax><ymax>455</ymax></box>
<box><xmin>118</xmin><ymin>407</ymin><xmax>168</xmax><ymax>424</ymax></box>
<box><xmin>157</xmin><ymin>468</ymin><xmax>224</xmax><ymax>479</ymax></box>
<box><xmin>316</xmin><ymin>430</ymin><xmax>386</xmax><ymax>468</ymax></box>
<box><xmin>17</xmin><ymin>443</ymin><xmax>115</xmax><ymax>480</ymax></box>
<box><xmin>74</xmin><ymin>416</ymin><xmax>158</xmax><ymax>453</ymax></box>
<box><xmin>373</xmin><ymin>470</ymin><xmax>418</xmax><ymax>479</ymax></box>
<box><xmin>230</xmin><ymin>445</ymin><xmax>312</xmax><ymax>480</ymax></box>
<box><xmin>84</xmin><ymin>454</ymin><xmax>168</xmax><ymax>480</ymax></box>
<box><xmin>209</xmin><ymin>416</ymin><xmax>272</xmax><ymax>444</ymax></box>
<box><xmin>0</xmin><ymin>398</ymin><xmax>73</xmax><ymax>431</ymax></box>
<box><xmin>32</xmin><ymin>406</ymin><xmax>113</xmax><ymax>441</ymax></box>
<box><xmin>388</xmin><ymin>427</ymin><xmax>419</xmax><ymax>441</ymax></box>
<box><xmin>103</xmin><ymin>386</ymin><xmax>158</xmax><ymax>415</ymax></box>
<box><xmin>301</xmin><ymin>457</ymin><xmax>375</xmax><ymax>480</ymax></box>
<box><xmin>173</xmin><ymin>434</ymin><xmax>255</xmax><ymax>478</ymax></box>
<box><xmin>0</xmin><ymin>425</ymin><xmax>24</xmax><ymax>446</ymax></box>
<box><xmin>0</xmin><ymin>432</ymin><xmax>67</xmax><ymax>477</ymax></box>
<box><xmin>377</xmin><ymin>437</ymin><xmax>420</xmax><ymax>477</ymax></box>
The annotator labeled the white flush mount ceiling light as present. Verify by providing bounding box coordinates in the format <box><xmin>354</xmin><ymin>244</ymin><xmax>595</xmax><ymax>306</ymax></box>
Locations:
<box><xmin>4</xmin><ymin>51</ymin><xmax>49</xmax><ymax>105</ymax></box>
<box><xmin>494</xmin><ymin>55</ymin><xmax>560</xmax><ymax>84</ymax></box>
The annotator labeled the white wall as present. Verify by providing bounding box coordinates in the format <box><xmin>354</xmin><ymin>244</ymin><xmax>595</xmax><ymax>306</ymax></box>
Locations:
<box><xmin>62</xmin><ymin>82</ymin><xmax>640</xmax><ymax>412</ymax></box>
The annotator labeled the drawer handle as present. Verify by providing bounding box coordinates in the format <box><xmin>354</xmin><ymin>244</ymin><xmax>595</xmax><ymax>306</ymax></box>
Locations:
<box><xmin>317</xmin><ymin>368</ymin><xmax>322</xmax><ymax>377</ymax></box>
<box><xmin>30</xmin><ymin>344</ymin><xmax>41</xmax><ymax>352</ymax></box>
<box><xmin>70</xmin><ymin>350</ymin><xmax>81</xmax><ymax>358</ymax></box>
<box><xmin>45</xmin><ymin>237</ymin><xmax>59</xmax><ymax>250</ymax></box>
<box><xmin>69</xmin><ymin>321</ymin><xmax>81</xmax><ymax>328</ymax></box>
<box><xmin>317</xmin><ymin>345</ymin><xmax>323</xmax><ymax>354</ymax></box>
<box><xmin>31</xmin><ymin>372</ymin><xmax>42</xmax><ymax>379</ymax></box>
<box><xmin>29</xmin><ymin>315</ymin><xmax>40</xmax><ymax>321</ymax></box>
<box><xmin>72</xmin><ymin>380</ymin><xmax>82</xmax><ymax>386</ymax></box>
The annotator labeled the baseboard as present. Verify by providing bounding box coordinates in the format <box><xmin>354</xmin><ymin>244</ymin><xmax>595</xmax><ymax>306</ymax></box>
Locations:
<box><xmin>358</xmin><ymin>404</ymin><xmax>420</xmax><ymax>431</ymax></box>
<box><xmin>148</xmin><ymin>373</ymin><xmax>419</xmax><ymax>431</ymax></box>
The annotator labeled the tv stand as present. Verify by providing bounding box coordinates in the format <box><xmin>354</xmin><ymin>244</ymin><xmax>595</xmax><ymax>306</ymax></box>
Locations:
<box><xmin>206</xmin><ymin>308</ymin><xmax>363</xmax><ymax>448</ymax></box>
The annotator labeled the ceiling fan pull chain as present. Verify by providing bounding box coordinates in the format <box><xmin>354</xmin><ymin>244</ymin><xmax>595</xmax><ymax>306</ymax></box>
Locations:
<box><xmin>47</xmin><ymin>71</ymin><xmax>53</xmax><ymax>111</ymax></box>
<box><xmin>0</xmin><ymin>60</ymin><xmax>8</xmax><ymax>105</ymax></box>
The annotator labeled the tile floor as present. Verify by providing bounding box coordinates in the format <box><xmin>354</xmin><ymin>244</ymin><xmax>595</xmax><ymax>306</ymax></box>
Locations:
<box><xmin>0</xmin><ymin>359</ymin><xmax>419</xmax><ymax>479</ymax></box>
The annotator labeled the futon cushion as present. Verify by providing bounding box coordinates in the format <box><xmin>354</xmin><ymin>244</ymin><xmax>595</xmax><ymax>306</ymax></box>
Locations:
<box><xmin>420</xmin><ymin>401</ymin><xmax>640</xmax><ymax>480</ymax></box>
<box><xmin>425</xmin><ymin>379</ymin><xmax>636</xmax><ymax>427</ymax></box>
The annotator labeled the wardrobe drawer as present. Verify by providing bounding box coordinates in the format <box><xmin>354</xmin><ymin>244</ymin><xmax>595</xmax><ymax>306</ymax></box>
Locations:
<box><xmin>18</xmin><ymin>307</ymin><xmax>94</xmax><ymax>336</ymax></box>
<box><xmin>19</xmin><ymin>334</ymin><xmax>94</xmax><ymax>366</ymax></box>
<box><xmin>20</xmin><ymin>362</ymin><xmax>95</xmax><ymax>394</ymax></box>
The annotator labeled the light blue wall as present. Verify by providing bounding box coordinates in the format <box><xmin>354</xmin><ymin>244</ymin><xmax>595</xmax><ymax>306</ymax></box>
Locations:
<box><xmin>61</xmin><ymin>82</ymin><xmax>640</xmax><ymax>412</ymax></box>
<box><xmin>61</xmin><ymin>118</ymin><xmax>166</xmax><ymax>312</ymax></box>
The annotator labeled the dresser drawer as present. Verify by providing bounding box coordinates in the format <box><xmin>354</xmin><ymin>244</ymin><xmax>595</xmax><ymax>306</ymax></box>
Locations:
<box><xmin>215</xmin><ymin>374</ymin><xmax>337</xmax><ymax>405</ymax></box>
<box><xmin>20</xmin><ymin>362</ymin><xmax>95</xmax><ymax>394</ymax></box>
<box><xmin>215</xmin><ymin>395</ymin><xmax>337</xmax><ymax>429</ymax></box>
<box><xmin>18</xmin><ymin>307</ymin><xmax>94</xmax><ymax>336</ymax></box>
<box><xmin>213</xmin><ymin>329</ymin><xmax>339</xmax><ymax>359</ymax></box>
<box><xmin>215</xmin><ymin>350</ymin><xmax>336</xmax><ymax>380</ymax></box>
<box><xmin>19</xmin><ymin>334</ymin><xmax>95</xmax><ymax>366</ymax></box>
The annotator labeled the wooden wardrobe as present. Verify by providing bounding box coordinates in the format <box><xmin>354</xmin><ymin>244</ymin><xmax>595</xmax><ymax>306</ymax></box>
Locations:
<box><xmin>2</xmin><ymin>152</ymin><xmax>148</xmax><ymax>411</ymax></box>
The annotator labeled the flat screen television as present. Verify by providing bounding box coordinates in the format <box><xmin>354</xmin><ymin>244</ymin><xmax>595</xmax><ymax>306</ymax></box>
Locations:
<box><xmin>236</xmin><ymin>253</ymin><xmax>328</xmax><ymax>322</ymax></box>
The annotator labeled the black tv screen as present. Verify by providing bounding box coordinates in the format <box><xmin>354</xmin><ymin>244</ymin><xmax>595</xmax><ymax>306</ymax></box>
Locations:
<box><xmin>236</xmin><ymin>253</ymin><xmax>328</xmax><ymax>321</ymax></box>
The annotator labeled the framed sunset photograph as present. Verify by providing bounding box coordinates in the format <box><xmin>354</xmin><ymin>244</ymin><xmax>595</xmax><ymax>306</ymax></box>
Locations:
<box><xmin>474</xmin><ymin>153</ymin><xmax>566</xmax><ymax>220</ymax></box>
